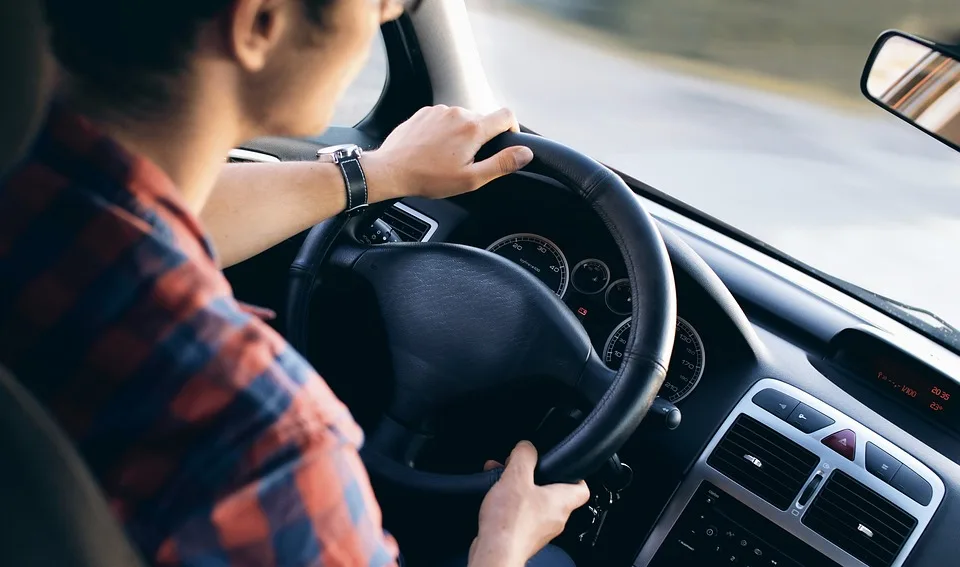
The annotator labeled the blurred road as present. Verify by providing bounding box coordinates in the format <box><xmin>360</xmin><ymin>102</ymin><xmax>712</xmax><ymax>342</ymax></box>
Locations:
<box><xmin>468</xmin><ymin>9</ymin><xmax>960</xmax><ymax>325</ymax></box>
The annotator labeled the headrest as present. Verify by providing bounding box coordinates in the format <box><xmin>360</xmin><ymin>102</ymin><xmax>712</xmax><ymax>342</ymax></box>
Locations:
<box><xmin>0</xmin><ymin>2</ymin><xmax>54</xmax><ymax>176</ymax></box>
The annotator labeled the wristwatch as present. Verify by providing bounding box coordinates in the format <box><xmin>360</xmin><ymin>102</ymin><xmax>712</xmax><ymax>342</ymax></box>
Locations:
<box><xmin>317</xmin><ymin>144</ymin><xmax>368</xmax><ymax>217</ymax></box>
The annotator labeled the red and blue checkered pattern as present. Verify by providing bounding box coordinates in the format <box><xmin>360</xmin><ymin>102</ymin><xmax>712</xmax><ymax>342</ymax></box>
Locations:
<box><xmin>0</xmin><ymin>107</ymin><xmax>399</xmax><ymax>567</ymax></box>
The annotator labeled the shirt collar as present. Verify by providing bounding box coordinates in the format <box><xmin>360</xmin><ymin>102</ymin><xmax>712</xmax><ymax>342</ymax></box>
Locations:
<box><xmin>43</xmin><ymin>103</ymin><xmax>219</xmax><ymax>262</ymax></box>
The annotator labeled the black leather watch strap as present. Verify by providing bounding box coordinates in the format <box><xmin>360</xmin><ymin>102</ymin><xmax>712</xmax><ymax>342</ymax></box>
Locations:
<box><xmin>339</xmin><ymin>157</ymin><xmax>368</xmax><ymax>217</ymax></box>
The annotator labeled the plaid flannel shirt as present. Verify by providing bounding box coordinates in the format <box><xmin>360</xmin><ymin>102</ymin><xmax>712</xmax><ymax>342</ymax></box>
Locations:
<box><xmin>0</xmin><ymin>106</ymin><xmax>399</xmax><ymax>567</ymax></box>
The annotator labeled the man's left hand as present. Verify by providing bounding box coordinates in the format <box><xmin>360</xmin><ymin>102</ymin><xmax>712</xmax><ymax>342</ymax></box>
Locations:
<box><xmin>362</xmin><ymin>105</ymin><xmax>534</xmax><ymax>202</ymax></box>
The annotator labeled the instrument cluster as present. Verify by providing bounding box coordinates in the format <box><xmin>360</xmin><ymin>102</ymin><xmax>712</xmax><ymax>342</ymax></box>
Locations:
<box><xmin>487</xmin><ymin>232</ymin><xmax>705</xmax><ymax>404</ymax></box>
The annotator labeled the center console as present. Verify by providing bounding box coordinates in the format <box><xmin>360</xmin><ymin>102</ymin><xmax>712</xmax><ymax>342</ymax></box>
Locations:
<box><xmin>634</xmin><ymin>379</ymin><xmax>944</xmax><ymax>567</ymax></box>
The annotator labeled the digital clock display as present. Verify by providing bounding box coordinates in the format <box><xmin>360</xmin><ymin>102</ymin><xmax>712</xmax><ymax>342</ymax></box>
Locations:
<box><xmin>875</xmin><ymin>368</ymin><xmax>953</xmax><ymax>414</ymax></box>
<box><xmin>832</xmin><ymin>330</ymin><xmax>960</xmax><ymax>433</ymax></box>
<box><xmin>866</xmin><ymin>352</ymin><xmax>959</xmax><ymax>428</ymax></box>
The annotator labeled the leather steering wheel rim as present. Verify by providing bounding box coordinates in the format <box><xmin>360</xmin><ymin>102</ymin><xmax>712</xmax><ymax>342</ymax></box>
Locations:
<box><xmin>287</xmin><ymin>132</ymin><xmax>676</xmax><ymax>495</ymax></box>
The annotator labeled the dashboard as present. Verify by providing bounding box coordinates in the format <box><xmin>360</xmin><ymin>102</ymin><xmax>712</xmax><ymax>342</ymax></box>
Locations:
<box><xmin>434</xmin><ymin>174</ymin><xmax>740</xmax><ymax>410</ymax></box>
<box><xmin>482</xmin><ymin>230</ymin><xmax>704</xmax><ymax>404</ymax></box>
<box><xmin>226</xmin><ymin>139</ymin><xmax>960</xmax><ymax>567</ymax></box>
<box><xmin>377</xmin><ymin>171</ymin><xmax>960</xmax><ymax>567</ymax></box>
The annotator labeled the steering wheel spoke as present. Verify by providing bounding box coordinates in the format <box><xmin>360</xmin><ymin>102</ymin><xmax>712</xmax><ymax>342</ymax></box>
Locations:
<box><xmin>364</xmin><ymin>412</ymin><xmax>431</xmax><ymax>467</ymax></box>
<box><xmin>326</xmin><ymin>221</ymin><xmax>371</xmax><ymax>270</ymax></box>
<box><xmin>575</xmin><ymin>352</ymin><xmax>618</xmax><ymax>406</ymax></box>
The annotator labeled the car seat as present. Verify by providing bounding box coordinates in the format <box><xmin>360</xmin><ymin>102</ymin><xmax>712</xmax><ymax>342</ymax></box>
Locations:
<box><xmin>0</xmin><ymin>3</ymin><xmax>147</xmax><ymax>566</ymax></box>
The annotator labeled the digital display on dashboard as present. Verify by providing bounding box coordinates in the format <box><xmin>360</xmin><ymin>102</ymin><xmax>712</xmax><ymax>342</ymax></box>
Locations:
<box><xmin>831</xmin><ymin>330</ymin><xmax>960</xmax><ymax>432</ymax></box>
<box><xmin>872</xmin><ymin>356</ymin><xmax>954</xmax><ymax>417</ymax></box>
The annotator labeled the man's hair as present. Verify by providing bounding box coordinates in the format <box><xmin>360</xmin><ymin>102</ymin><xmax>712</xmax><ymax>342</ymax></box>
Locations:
<box><xmin>43</xmin><ymin>0</ymin><xmax>334</xmax><ymax>109</ymax></box>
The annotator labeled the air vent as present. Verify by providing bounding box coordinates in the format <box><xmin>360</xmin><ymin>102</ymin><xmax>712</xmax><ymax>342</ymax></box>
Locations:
<box><xmin>802</xmin><ymin>470</ymin><xmax>917</xmax><ymax>567</ymax></box>
<box><xmin>707</xmin><ymin>414</ymin><xmax>819</xmax><ymax>510</ymax></box>
<box><xmin>226</xmin><ymin>149</ymin><xmax>280</xmax><ymax>164</ymax></box>
<box><xmin>380</xmin><ymin>203</ymin><xmax>437</xmax><ymax>242</ymax></box>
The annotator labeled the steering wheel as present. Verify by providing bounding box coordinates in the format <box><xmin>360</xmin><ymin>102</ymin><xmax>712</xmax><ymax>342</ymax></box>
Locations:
<box><xmin>286</xmin><ymin>132</ymin><xmax>676</xmax><ymax>495</ymax></box>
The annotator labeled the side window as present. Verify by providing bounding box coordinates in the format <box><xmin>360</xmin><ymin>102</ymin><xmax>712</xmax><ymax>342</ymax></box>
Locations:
<box><xmin>330</xmin><ymin>34</ymin><xmax>388</xmax><ymax>126</ymax></box>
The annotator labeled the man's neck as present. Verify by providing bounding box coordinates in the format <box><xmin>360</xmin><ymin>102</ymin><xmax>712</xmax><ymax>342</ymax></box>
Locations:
<box><xmin>60</xmin><ymin>76</ymin><xmax>244</xmax><ymax>215</ymax></box>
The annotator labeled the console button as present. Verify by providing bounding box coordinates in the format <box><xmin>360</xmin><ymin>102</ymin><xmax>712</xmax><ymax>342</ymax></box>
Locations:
<box><xmin>786</xmin><ymin>403</ymin><xmax>835</xmax><ymax>433</ymax></box>
<box><xmin>706</xmin><ymin>541</ymin><xmax>724</xmax><ymax>557</ymax></box>
<box><xmin>865</xmin><ymin>442</ymin><xmax>901</xmax><ymax>483</ymax></box>
<box><xmin>752</xmin><ymin>389</ymin><xmax>799</xmax><ymax>420</ymax></box>
<box><xmin>891</xmin><ymin>466</ymin><xmax>933</xmax><ymax>506</ymax></box>
<box><xmin>673</xmin><ymin>537</ymin><xmax>698</xmax><ymax>556</ymax></box>
<box><xmin>821</xmin><ymin>429</ymin><xmax>856</xmax><ymax>460</ymax></box>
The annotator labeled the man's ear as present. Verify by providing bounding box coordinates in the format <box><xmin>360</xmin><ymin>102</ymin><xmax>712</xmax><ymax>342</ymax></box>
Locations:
<box><xmin>228</xmin><ymin>0</ymin><xmax>290</xmax><ymax>72</ymax></box>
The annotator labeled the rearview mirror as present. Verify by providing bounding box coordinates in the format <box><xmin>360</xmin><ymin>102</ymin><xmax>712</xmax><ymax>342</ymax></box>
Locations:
<box><xmin>862</xmin><ymin>30</ymin><xmax>960</xmax><ymax>152</ymax></box>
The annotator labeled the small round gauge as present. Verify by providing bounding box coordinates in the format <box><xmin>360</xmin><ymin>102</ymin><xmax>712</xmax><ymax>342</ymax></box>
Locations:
<box><xmin>602</xmin><ymin>317</ymin><xmax>705</xmax><ymax>404</ymax></box>
<box><xmin>571</xmin><ymin>259</ymin><xmax>610</xmax><ymax>295</ymax></box>
<box><xmin>604</xmin><ymin>278</ymin><xmax>632</xmax><ymax>315</ymax></box>
<box><xmin>486</xmin><ymin>233</ymin><xmax>569</xmax><ymax>297</ymax></box>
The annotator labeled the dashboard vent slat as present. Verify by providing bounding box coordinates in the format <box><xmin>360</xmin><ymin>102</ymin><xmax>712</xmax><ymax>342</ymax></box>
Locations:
<box><xmin>381</xmin><ymin>206</ymin><xmax>432</xmax><ymax>242</ymax></box>
<box><xmin>708</xmin><ymin>414</ymin><xmax>819</xmax><ymax>510</ymax></box>
<box><xmin>802</xmin><ymin>470</ymin><xmax>917</xmax><ymax>567</ymax></box>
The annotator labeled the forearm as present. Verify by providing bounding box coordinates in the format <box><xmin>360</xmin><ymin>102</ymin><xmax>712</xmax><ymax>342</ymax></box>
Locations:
<box><xmin>202</xmin><ymin>105</ymin><xmax>530</xmax><ymax>268</ymax></box>
<box><xmin>202</xmin><ymin>155</ymin><xmax>400</xmax><ymax>268</ymax></box>
<box><xmin>467</xmin><ymin>536</ymin><xmax>525</xmax><ymax>567</ymax></box>
<box><xmin>468</xmin><ymin>553</ymin><xmax>524</xmax><ymax>567</ymax></box>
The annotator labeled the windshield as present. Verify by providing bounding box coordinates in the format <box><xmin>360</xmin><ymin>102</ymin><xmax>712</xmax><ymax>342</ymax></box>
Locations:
<box><xmin>468</xmin><ymin>1</ymin><xmax>960</xmax><ymax>332</ymax></box>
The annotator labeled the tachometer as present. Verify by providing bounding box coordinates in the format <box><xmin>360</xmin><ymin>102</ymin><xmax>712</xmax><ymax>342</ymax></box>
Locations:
<box><xmin>603</xmin><ymin>317</ymin><xmax>705</xmax><ymax>404</ymax></box>
<box><xmin>486</xmin><ymin>233</ymin><xmax>569</xmax><ymax>296</ymax></box>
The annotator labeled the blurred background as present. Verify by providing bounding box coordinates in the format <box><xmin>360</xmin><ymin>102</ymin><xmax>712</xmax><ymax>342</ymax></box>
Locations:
<box><xmin>499</xmin><ymin>0</ymin><xmax>960</xmax><ymax>97</ymax></box>
<box><xmin>336</xmin><ymin>1</ymin><xmax>960</xmax><ymax>328</ymax></box>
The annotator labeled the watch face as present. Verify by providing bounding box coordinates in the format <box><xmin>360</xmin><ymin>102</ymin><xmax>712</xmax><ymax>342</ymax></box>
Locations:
<box><xmin>317</xmin><ymin>144</ymin><xmax>362</xmax><ymax>162</ymax></box>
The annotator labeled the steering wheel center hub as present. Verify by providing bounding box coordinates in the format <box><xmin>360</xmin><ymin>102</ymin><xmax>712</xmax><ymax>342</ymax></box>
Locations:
<box><xmin>353</xmin><ymin>243</ymin><xmax>593</xmax><ymax>422</ymax></box>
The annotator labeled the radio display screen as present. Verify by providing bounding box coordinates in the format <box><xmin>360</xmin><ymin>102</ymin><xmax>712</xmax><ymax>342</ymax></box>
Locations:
<box><xmin>870</xmin><ymin>355</ymin><xmax>954</xmax><ymax>418</ymax></box>
<box><xmin>831</xmin><ymin>330</ymin><xmax>960</xmax><ymax>431</ymax></box>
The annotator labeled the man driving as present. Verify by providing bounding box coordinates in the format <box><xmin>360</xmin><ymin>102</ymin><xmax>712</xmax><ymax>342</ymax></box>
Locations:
<box><xmin>0</xmin><ymin>0</ymin><xmax>588</xmax><ymax>565</ymax></box>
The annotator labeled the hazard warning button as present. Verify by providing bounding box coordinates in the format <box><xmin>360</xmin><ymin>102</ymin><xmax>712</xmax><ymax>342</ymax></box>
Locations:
<box><xmin>822</xmin><ymin>429</ymin><xmax>856</xmax><ymax>461</ymax></box>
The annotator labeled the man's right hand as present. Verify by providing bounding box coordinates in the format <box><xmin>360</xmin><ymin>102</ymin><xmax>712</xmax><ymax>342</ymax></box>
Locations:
<box><xmin>469</xmin><ymin>441</ymin><xmax>590</xmax><ymax>567</ymax></box>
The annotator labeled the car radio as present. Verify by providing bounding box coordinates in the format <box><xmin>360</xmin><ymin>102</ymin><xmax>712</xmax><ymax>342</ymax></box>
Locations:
<box><xmin>648</xmin><ymin>481</ymin><xmax>838</xmax><ymax>567</ymax></box>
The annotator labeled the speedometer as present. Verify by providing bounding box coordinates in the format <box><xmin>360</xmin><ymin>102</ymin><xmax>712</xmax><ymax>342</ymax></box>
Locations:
<box><xmin>486</xmin><ymin>233</ymin><xmax>569</xmax><ymax>297</ymax></box>
<box><xmin>603</xmin><ymin>316</ymin><xmax>705</xmax><ymax>404</ymax></box>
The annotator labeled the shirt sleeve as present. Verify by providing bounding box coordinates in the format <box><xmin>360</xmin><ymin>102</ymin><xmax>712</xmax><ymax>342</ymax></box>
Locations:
<box><xmin>144</xmin><ymin>303</ymin><xmax>400</xmax><ymax>567</ymax></box>
<box><xmin>0</xmin><ymin>110</ymin><xmax>397</xmax><ymax>567</ymax></box>
<box><xmin>154</xmin><ymin>386</ymin><xmax>399</xmax><ymax>567</ymax></box>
